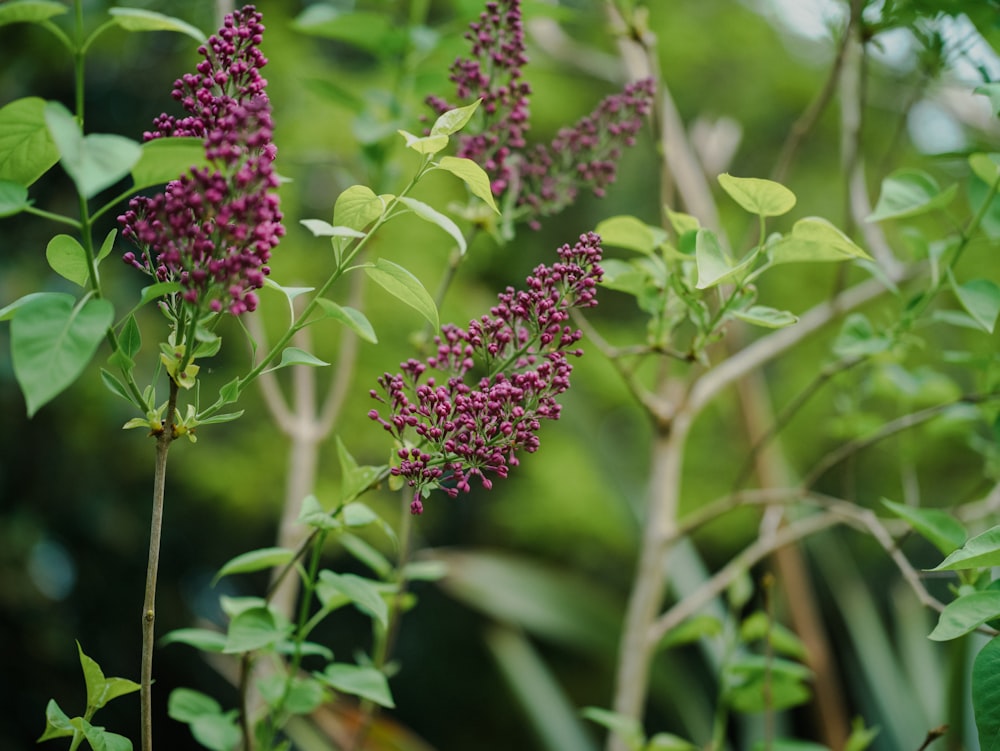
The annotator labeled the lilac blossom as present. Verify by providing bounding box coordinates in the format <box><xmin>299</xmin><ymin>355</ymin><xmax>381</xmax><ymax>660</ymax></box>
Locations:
<box><xmin>426</xmin><ymin>0</ymin><xmax>654</xmax><ymax>228</ymax></box>
<box><xmin>118</xmin><ymin>5</ymin><xmax>284</xmax><ymax>316</ymax></box>
<box><xmin>369</xmin><ymin>232</ymin><xmax>604</xmax><ymax>514</ymax></box>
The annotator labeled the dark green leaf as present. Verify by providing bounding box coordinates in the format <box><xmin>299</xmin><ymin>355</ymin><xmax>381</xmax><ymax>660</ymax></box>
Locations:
<box><xmin>657</xmin><ymin>614</ymin><xmax>723</xmax><ymax>651</ymax></box>
<box><xmin>580</xmin><ymin>707</ymin><xmax>644</xmax><ymax>750</ymax></box>
<box><xmin>974</xmin><ymin>637</ymin><xmax>1000</xmax><ymax>751</ymax></box>
<box><xmin>12</xmin><ymin>294</ymin><xmax>114</xmax><ymax>416</ymax></box>
<box><xmin>223</xmin><ymin>606</ymin><xmax>289</xmax><ymax>654</ymax></box>
<box><xmin>881</xmin><ymin>499</ymin><xmax>966</xmax><ymax>556</ymax></box>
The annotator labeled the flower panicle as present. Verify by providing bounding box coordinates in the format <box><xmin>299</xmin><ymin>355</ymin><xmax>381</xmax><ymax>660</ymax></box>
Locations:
<box><xmin>368</xmin><ymin>232</ymin><xmax>604</xmax><ymax>514</ymax></box>
<box><xmin>118</xmin><ymin>5</ymin><xmax>284</xmax><ymax>317</ymax></box>
<box><xmin>425</xmin><ymin>0</ymin><xmax>655</xmax><ymax>227</ymax></box>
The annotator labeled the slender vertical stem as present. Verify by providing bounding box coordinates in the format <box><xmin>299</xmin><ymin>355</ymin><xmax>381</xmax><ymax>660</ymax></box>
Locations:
<box><xmin>140</xmin><ymin>380</ymin><xmax>179</xmax><ymax>751</ymax></box>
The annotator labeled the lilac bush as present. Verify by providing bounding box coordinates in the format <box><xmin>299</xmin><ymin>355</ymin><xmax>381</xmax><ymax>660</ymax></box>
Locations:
<box><xmin>369</xmin><ymin>231</ymin><xmax>604</xmax><ymax>513</ymax></box>
<box><xmin>118</xmin><ymin>5</ymin><xmax>283</xmax><ymax>316</ymax></box>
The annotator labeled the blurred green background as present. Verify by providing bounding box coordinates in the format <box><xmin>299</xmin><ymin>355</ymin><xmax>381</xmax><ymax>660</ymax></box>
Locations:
<box><xmin>1</xmin><ymin>1</ymin><xmax>999</xmax><ymax>749</ymax></box>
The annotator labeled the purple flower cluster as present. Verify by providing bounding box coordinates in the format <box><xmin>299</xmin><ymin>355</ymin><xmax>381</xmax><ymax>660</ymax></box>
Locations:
<box><xmin>426</xmin><ymin>0</ymin><xmax>654</xmax><ymax>228</ymax></box>
<box><xmin>118</xmin><ymin>6</ymin><xmax>283</xmax><ymax>315</ymax></box>
<box><xmin>369</xmin><ymin>232</ymin><xmax>604</xmax><ymax>514</ymax></box>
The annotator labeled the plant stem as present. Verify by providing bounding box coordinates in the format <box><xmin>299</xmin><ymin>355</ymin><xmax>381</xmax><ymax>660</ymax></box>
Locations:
<box><xmin>141</xmin><ymin>379</ymin><xmax>179</xmax><ymax>751</ymax></box>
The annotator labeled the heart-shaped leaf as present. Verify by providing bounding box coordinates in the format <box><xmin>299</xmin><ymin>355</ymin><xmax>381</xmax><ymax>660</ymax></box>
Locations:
<box><xmin>0</xmin><ymin>97</ymin><xmax>59</xmax><ymax>185</ymax></box>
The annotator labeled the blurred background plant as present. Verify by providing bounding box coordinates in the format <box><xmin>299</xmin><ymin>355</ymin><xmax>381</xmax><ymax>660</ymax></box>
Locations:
<box><xmin>1</xmin><ymin>1</ymin><xmax>999</xmax><ymax>750</ymax></box>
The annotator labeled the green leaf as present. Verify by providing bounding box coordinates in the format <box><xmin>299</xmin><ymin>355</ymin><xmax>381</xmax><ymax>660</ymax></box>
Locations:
<box><xmin>666</xmin><ymin>208</ymin><xmax>700</xmax><ymax>236</ymax></box>
<box><xmin>695</xmin><ymin>229</ymin><xmax>754</xmax><ymax>289</ymax></box>
<box><xmin>299</xmin><ymin>218</ymin><xmax>366</xmax><ymax>239</ymax></box>
<box><xmin>96</xmin><ymin>228</ymin><xmax>116</xmax><ymax>263</ymax></box>
<box><xmin>436</xmin><ymin>155</ymin><xmax>499</xmax><ymax>214</ymax></box>
<box><xmin>0</xmin><ymin>97</ymin><xmax>59</xmax><ymax>185</ymax></box>
<box><xmin>315</xmin><ymin>664</ymin><xmax>394</xmax><ymax>708</ymax></box>
<box><xmin>82</xmin><ymin>725</ymin><xmax>133</xmax><ymax>751</ymax></box>
<box><xmin>45</xmin><ymin>102</ymin><xmax>142</xmax><ymax>199</ymax></box>
<box><xmin>397</xmin><ymin>195</ymin><xmax>466</xmax><ymax>255</ymax></box>
<box><xmin>932</xmin><ymin>524</ymin><xmax>1000</xmax><ymax>571</ymax></box>
<box><xmin>581</xmin><ymin>707</ymin><xmax>644</xmax><ymax>750</ymax></box>
<box><xmin>168</xmin><ymin>689</ymin><xmax>222</xmax><ymax>722</ymax></box>
<box><xmin>430</xmin><ymin>100</ymin><xmax>481</xmax><ymax>136</ymax></box>
<box><xmin>100</xmin><ymin>369</ymin><xmax>132</xmax><ymax>403</ymax></box>
<box><xmin>12</xmin><ymin>294</ymin><xmax>114</xmax><ymax>416</ymax></box>
<box><xmin>929</xmin><ymin>591</ymin><xmax>1000</xmax><ymax>641</ymax></box>
<box><xmin>37</xmin><ymin>699</ymin><xmax>75</xmax><ymax>742</ymax></box>
<box><xmin>656</xmin><ymin>614</ymin><xmax>723</xmax><ymax>651</ymax></box>
<box><xmin>160</xmin><ymin>628</ymin><xmax>227</xmax><ymax>652</ymax></box>
<box><xmin>213</xmin><ymin>547</ymin><xmax>295</xmax><ymax>585</ymax></box>
<box><xmin>339</xmin><ymin>533</ymin><xmax>393</xmax><ymax>579</ymax></box>
<box><xmin>108</xmin><ymin>7</ymin><xmax>206</xmax><ymax>42</ymax></box>
<box><xmin>223</xmin><ymin>606</ymin><xmax>289</xmax><ymax>654</ymax></box>
<box><xmin>46</xmin><ymin>234</ymin><xmax>90</xmax><ymax>287</ymax></box>
<box><xmin>314</xmin><ymin>299</ymin><xmax>378</xmax><ymax>343</ymax></box>
<box><xmin>365</xmin><ymin>258</ymin><xmax>439</xmax><ymax>330</ymax></box>
<box><xmin>975</xmin><ymin>83</ymin><xmax>1000</xmax><ymax>116</ymax></box>
<box><xmin>316</xmin><ymin>570</ymin><xmax>388</xmax><ymax>628</ymax></box>
<box><xmin>868</xmin><ymin>169</ymin><xmax>958</xmax><ymax>222</ymax></box>
<box><xmin>881</xmin><ymin>499</ymin><xmax>966</xmax><ymax>556</ymax></box>
<box><xmin>262</xmin><ymin>347</ymin><xmax>330</xmax><ymax>374</ymax></box>
<box><xmin>832</xmin><ymin>313</ymin><xmax>891</xmax><ymax>358</ymax></box>
<box><xmin>731</xmin><ymin>305</ymin><xmax>798</xmax><ymax>328</ymax></box>
<box><xmin>0</xmin><ymin>180</ymin><xmax>30</xmax><ymax>217</ymax></box>
<box><xmin>950</xmin><ymin>275</ymin><xmax>1000</xmax><ymax>334</ymax></box>
<box><xmin>297</xmin><ymin>494</ymin><xmax>340</xmax><ymax>531</ymax></box>
<box><xmin>718</xmin><ymin>173</ymin><xmax>796</xmax><ymax>217</ymax></box>
<box><xmin>969</xmin><ymin>153</ymin><xmax>1000</xmax><ymax>187</ymax></box>
<box><xmin>258</xmin><ymin>674</ymin><xmax>325</xmax><ymax>715</ymax></box>
<box><xmin>398</xmin><ymin>129</ymin><xmax>449</xmax><ymax>155</ymax></box>
<box><xmin>769</xmin><ymin>217</ymin><xmax>872</xmax><ymax>264</ymax></box>
<box><xmin>595</xmin><ymin>215</ymin><xmax>665</xmax><ymax>255</ymax></box>
<box><xmin>130</xmin><ymin>137</ymin><xmax>208</xmax><ymax>190</ymax></box>
<box><xmin>78</xmin><ymin>642</ymin><xmax>139</xmax><ymax>711</ymax></box>
<box><xmin>973</xmin><ymin>637</ymin><xmax>1000</xmax><ymax>751</ymax></box>
<box><xmin>137</xmin><ymin>281</ymin><xmax>183</xmax><ymax>307</ymax></box>
<box><xmin>168</xmin><ymin>688</ymin><xmax>241</xmax><ymax>751</ymax></box>
<box><xmin>646</xmin><ymin>733</ymin><xmax>700</xmax><ymax>751</ymax></box>
<box><xmin>333</xmin><ymin>184</ymin><xmax>387</xmax><ymax>232</ymax></box>
<box><xmin>0</xmin><ymin>292</ymin><xmax>50</xmax><ymax>321</ymax></box>
<box><xmin>0</xmin><ymin>0</ymin><xmax>67</xmax><ymax>26</ymax></box>
<box><xmin>843</xmin><ymin>718</ymin><xmax>880</xmax><ymax>751</ymax></box>
<box><xmin>292</xmin><ymin>7</ymin><xmax>404</xmax><ymax>54</ymax></box>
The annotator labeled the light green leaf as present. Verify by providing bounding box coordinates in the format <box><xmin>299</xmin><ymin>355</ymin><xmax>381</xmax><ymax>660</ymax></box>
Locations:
<box><xmin>365</xmin><ymin>258</ymin><xmax>439</xmax><ymax>330</ymax></box>
<box><xmin>436</xmin><ymin>155</ymin><xmax>498</xmax><ymax>214</ymax></box>
<box><xmin>223</xmin><ymin>606</ymin><xmax>289</xmax><ymax>654</ymax></box>
<box><xmin>316</xmin><ymin>664</ymin><xmax>394</xmax><ymax>708</ymax></box>
<box><xmin>581</xmin><ymin>707</ymin><xmax>644</xmax><ymax>749</ymax></box>
<box><xmin>831</xmin><ymin>313</ymin><xmax>891</xmax><ymax>358</ymax></box>
<box><xmin>973</xmin><ymin>637</ymin><xmax>1000</xmax><ymax>750</ymax></box>
<box><xmin>261</xmin><ymin>347</ymin><xmax>330</xmax><ymax>375</ymax></box>
<box><xmin>291</xmin><ymin>7</ymin><xmax>404</xmax><ymax>54</ymax></box>
<box><xmin>46</xmin><ymin>234</ymin><xmax>90</xmax><ymax>287</ymax></box>
<box><xmin>969</xmin><ymin>153</ymin><xmax>1000</xmax><ymax>187</ymax></box>
<box><xmin>37</xmin><ymin>699</ymin><xmax>75</xmax><ymax>742</ymax></box>
<box><xmin>868</xmin><ymin>169</ymin><xmax>958</xmax><ymax>222</ymax></box>
<box><xmin>131</xmin><ymin>137</ymin><xmax>208</xmax><ymax>190</ymax></box>
<box><xmin>929</xmin><ymin>591</ymin><xmax>1000</xmax><ymax>641</ymax></box>
<box><xmin>0</xmin><ymin>97</ymin><xmax>59</xmax><ymax>186</ymax></box>
<box><xmin>78</xmin><ymin>642</ymin><xmax>139</xmax><ymax>711</ymax></box>
<box><xmin>299</xmin><ymin>218</ymin><xmax>366</xmax><ymax>239</ymax></box>
<box><xmin>160</xmin><ymin>628</ymin><xmax>227</xmax><ymax>653</ymax></box>
<box><xmin>108</xmin><ymin>7</ymin><xmax>206</xmax><ymax>42</ymax></box>
<box><xmin>843</xmin><ymin>718</ymin><xmax>880</xmax><ymax>751</ymax></box>
<box><xmin>881</xmin><ymin>499</ymin><xmax>966</xmax><ymax>556</ymax></box>
<box><xmin>718</xmin><ymin>173</ymin><xmax>796</xmax><ymax>217</ymax></box>
<box><xmin>317</xmin><ymin>570</ymin><xmax>388</xmax><ymax>628</ymax></box>
<box><xmin>314</xmin><ymin>299</ymin><xmax>378</xmax><ymax>343</ymax></box>
<box><xmin>397</xmin><ymin>195</ymin><xmax>466</xmax><ymax>254</ymax></box>
<box><xmin>100</xmin><ymin>369</ymin><xmax>132</xmax><ymax>404</ymax></box>
<box><xmin>695</xmin><ymin>229</ymin><xmax>754</xmax><ymax>289</ymax></box>
<box><xmin>45</xmin><ymin>102</ymin><xmax>142</xmax><ymax>199</ymax></box>
<box><xmin>656</xmin><ymin>614</ymin><xmax>723</xmax><ymax>651</ymax></box>
<box><xmin>82</xmin><ymin>725</ymin><xmax>133</xmax><ymax>751</ymax></box>
<box><xmin>595</xmin><ymin>215</ymin><xmax>665</xmax><ymax>255</ymax></box>
<box><xmin>213</xmin><ymin>547</ymin><xmax>295</xmax><ymax>585</ymax></box>
<box><xmin>398</xmin><ymin>129</ymin><xmax>449</xmax><ymax>155</ymax></box>
<box><xmin>430</xmin><ymin>100</ymin><xmax>481</xmax><ymax>136</ymax></box>
<box><xmin>0</xmin><ymin>180</ymin><xmax>30</xmax><ymax>217</ymax></box>
<box><xmin>932</xmin><ymin>524</ymin><xmax>1000</xmax><ymax>571</ymax></box>
<box><xmin>0</xmin><ymin>0</ymin><xmax>67</xmax><ymax>27</ymax></box>
<box><xmin>666</xmin><ymin>208</ymin><xmax>700</xmax><ymax>236</ymax></box>
<box><xmin>333</xmin><ymin>184</ymin><xmax>387</xmax><ymax>232</ymax></box>
<box><xmin>646</xmin><ymin>734</ymin><xmax>700</xmax><ymax>751</ymax></box>
<box><xmin>12</xmin><ymin>293</ymin><xmax>114</xmax><ymax>416</ymax></box>
<box><xmin>950</xmin><ymin>275</ymin><xmax>1000</xmax><ymax>334</ymax></box>
<box><xmin>340</xmin><ymin>533</ymin><xmax>393</xmax><ymax>579</ymax></box>
<box><xmin>168</xmin><ymin>688</ymin><xmax>221</xmax><ymax>722</ymax></box>
<box><xmin>96</xmin><ymin>228</ymin><xmax>116</xmax><ymax>263</ymax></box>
<box><xmin>769</xmin><ymin>217</ymin><xmax>872</xmax><ymax>264</ymax></box>
<box><xmin>0</xmin><ymin>292</ymin><xmax>49</xmax><ymax>321</ymax></box>
<box><xmin>731</xmin><ymin>305</ymin><xmax>798</xmax><ymax>328</ymax></box>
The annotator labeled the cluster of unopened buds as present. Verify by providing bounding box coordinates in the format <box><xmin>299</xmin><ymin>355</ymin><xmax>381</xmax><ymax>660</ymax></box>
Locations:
<box><xmin>369</xmin><ymin>232</ymin><xmax>604</xmax><ymax>514</ymax></box>
<box><xmin>118</xmin><ymin>5</ymin><xmax>284</xmax><ymax>316</ymax></box>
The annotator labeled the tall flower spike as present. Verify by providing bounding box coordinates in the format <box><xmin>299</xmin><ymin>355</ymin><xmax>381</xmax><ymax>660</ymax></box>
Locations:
<box><xmin>369</xmin><ymin>232</ymin><xmax>604</xmax><ymax>514</ymax></box>
<box><xmin>426</xmin><ymin>0</ymin><xmax>654</xmax><ymax>229</ymax></box>
<box><xmin>118</xmin><ymin>5</ymin><xmax>284</xmax><ymax>316</ymax></box>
